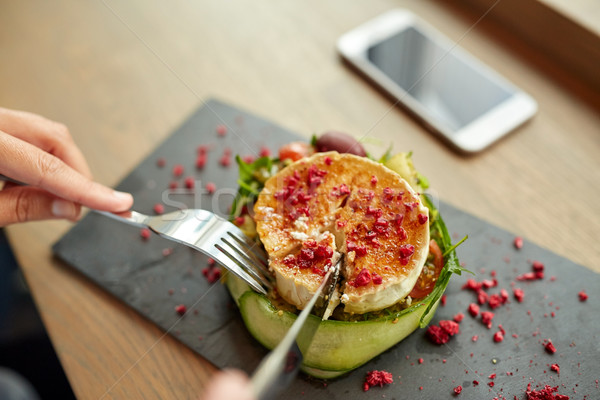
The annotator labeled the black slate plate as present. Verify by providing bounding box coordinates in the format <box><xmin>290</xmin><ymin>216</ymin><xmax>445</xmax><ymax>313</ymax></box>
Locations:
<box><xmin>53</xmin><ymin>99</ymin><xmax>599</xmax><ymax>399</ymax></box>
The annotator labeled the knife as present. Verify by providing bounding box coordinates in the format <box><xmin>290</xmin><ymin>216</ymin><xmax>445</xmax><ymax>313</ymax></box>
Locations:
<box><xmin>251</xmin><ymin>258</ymin><xmax>341</xmax><ymax>400</ymax></box>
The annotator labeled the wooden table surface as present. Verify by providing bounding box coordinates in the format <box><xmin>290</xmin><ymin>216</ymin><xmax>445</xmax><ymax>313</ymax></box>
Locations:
<box><xmin>1</xmin><ymin>1</ymin><xmax>599</xmax><ymax>399</ymax></box>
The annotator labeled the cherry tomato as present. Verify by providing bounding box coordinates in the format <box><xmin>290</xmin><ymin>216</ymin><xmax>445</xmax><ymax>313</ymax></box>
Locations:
<box><xmin>409</xmin><ymin>240</ymin><xmax>444</xmax><ymax>299</ymax></box>
<box><xmin>278</xmin><ymin>142</ymin><xmax>313</xmax><ymax>162</ymax></box>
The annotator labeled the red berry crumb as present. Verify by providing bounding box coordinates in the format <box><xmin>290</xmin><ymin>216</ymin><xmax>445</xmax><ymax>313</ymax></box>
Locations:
<box><xmin>426</xmin><ymin>325</ymin><xmax>450</xmax><ymax>345</ymax></box>
<box><xmin>544</xmin><ymin>340</ymin><xmax>557</xmax><ymax>354</ymax></box>
<box><xmin>205</xmin><ymin>182</ymin><xmax>216</xmax><ymax>194</ymax></box>
<box><xmin>441</xmin><ymin>294</ymin><xmax>447</xmax><ymax>306</ymax></box>
<box><xmin>172</xmin><ymin>164</ymin><xmax>184</xmax><ymax>177</ymax></box>
<box><xmin>354</xmin><ymin>268</ymin><xmax>372</xmax><ymax>287</ymax></box>
<box><xmin>453</xmin><ymin>312</ymin><xmax>464</xmax><ymax>323</ymax></box>
<box><xmin>153</xmin><ymin>203</ymin><xmax>164</xmax><ymax>214</ymax></box>
<box><xmin>525</xmin><ymin>382</ymin><xmax>569</xmax><ymax>400</ymax></box>
<box><xmin>472</xmin><ymin>380</ymin><xmax>479</xmax><ymax>386</ymax></box>
<box><xmin>578</xmin><ymin>290</ymin><xmax>588</xmax><ymax>302</ymax></box>
<box><xmin>514</xmin><ymin>287</ymin><xmax>525</xmax><ymax>302</ymax></box>
<box><xmin>372</xmin><ymin>273</ymin><xmax>383</xmax><ymax>285</ymax></box>
<box><xmin>140</xmin><ymin>228</ymin><xmax>151</xmax><ymax>240</ymax></box>
<box><xmin>550</xmin><ymin>363</ymin><xmax>560</xmax><ymax>373</ymax></box>
<box><xmin>216</xmin><ymin>124</ymin><xmax>227</xmax><ymax>136</ymax></box>
<box><xmin>259</xmin><ymin>146</ymin><xmax>271</xmax><ymax>157</ymax></box>
<box><xmin>493</xmin><ymin>331</ymin><xmax>504</xmax><ymax>342</ymax></box>
<box><xmin>418</xmin><ymin>357</ymin><xmax>424</xmax><ymax>364</ymax></box>
<box><xmin>219</xmin><ymin>154</ymin><xmax>231</xmax><ymax>167</ymax></box>
<box><xmin>439</xmin><ymin>320</ymin><xmax>460</xmax><ymax>336</ymax></box>
<box><xmin>156</xmin><ymin>157</ymin><xmax>166</xmax><ymax>168</ymax></box>
<box><xmin>514</xmin><ymin>236</ymin><xmax>523</xmax><ymax>249</ymax></box>
<box><xmin>184</xmin><ymin>176</ymin><xmax>195</xmax><ymax>189</ymax></box>
<box><xmin>175</xmin><ymin>304</ymin><xmax>187</xmax><ymax>315</ymax></box>
<box><xmin>468</xmin><ymin>303</ymin><xmax>480</xmax><ymax>317</ymax></box>
<box><xmin>453</xmin><ymin>385</ymin><xmax>462</xmax><ymax>395</ymax></box>
<box><xmin>196</xmin><ymin>155</ymin><xmax>207</xmax><ymax>168</ymax></box>
<box><xmin>363</xmin><ymin>370</ymin><xmax>393</xmax><ymax>391</ymax></box>
<box><xmin>481</xmin><ymin>311</ymin><xmax>494</xmax><ymax>329</ymax></box>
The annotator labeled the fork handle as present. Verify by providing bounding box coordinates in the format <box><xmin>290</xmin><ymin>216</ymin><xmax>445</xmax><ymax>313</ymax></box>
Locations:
<box><xmin>94</xmin><ymin>210</ymin><xmax>152</xmax><ymax>228</ymax></box>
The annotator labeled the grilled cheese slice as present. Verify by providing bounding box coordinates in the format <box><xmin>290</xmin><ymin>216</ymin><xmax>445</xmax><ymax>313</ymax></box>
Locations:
<box><xmin>254</xmin><ymin>152</ymin><xmax>429</xmax><ymax>314</ymax></box>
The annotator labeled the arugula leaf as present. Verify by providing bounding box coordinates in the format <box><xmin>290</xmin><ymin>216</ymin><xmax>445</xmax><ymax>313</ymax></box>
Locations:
<box><xmin>230</xmin><ymin>155</ymin><xmax>277</xmax><ymax>219</ymax></box>
<box><xmin>417</xmin><ymin>195</ymin><xmax>467</xmax><ymax>327</ymax></box>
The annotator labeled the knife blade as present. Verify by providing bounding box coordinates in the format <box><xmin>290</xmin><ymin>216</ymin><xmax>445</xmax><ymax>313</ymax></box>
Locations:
<box><xmin>250</xmin><ymin>257</ymin><xmax>341</xmax><ymax>400</ymax></box>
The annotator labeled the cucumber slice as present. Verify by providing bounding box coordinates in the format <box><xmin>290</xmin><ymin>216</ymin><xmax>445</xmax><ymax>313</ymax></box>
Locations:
<box><xmin>231</xmin><ymin>277</ymin><xmax>438</xmax><ymax>373</ymax></box>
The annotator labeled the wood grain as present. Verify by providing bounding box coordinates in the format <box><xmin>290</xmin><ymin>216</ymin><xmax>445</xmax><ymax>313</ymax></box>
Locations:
<box><xmin>1</xmin><ymin>0</ymin><xmax>599</xmax><ymax>398</ymax></box>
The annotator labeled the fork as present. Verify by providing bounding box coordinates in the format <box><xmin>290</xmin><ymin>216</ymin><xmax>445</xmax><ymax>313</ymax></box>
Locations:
<box><xmin>96</xmin><ymin>209</ymin><xmax>272</xmax><ymax>294</ymax></box>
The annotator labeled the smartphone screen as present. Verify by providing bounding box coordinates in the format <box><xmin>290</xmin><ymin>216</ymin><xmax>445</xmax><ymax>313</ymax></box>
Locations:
<box><xmin>366</xmin><ymin>26</ymin><xmax>515</xmax><ymax>133</ymax></box>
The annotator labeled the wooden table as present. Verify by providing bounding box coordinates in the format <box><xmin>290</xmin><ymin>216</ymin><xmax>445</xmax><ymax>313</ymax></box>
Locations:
<box><xmin>1</xmin><ymin>1</ymin><xmax>599</xmax><ymax>399</ymax></box>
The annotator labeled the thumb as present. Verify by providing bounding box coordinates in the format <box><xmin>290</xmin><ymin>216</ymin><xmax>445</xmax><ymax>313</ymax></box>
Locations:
<box><xmin>0</xmin><ymin>185</ymin><xmax>81</xmax><ymax>226</ymax></box>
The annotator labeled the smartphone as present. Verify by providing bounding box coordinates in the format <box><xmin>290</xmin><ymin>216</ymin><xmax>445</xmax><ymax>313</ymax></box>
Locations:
<box><xmin>337</xmin><ymin>9</ymin><xmax>537</xmax><ymax>153</ymax></box>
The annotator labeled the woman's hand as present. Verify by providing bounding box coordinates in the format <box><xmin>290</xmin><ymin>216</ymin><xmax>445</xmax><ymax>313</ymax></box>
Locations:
<box><xmin>0</xmin><ymin>107</ymin><xmax>133</xmax><ymax>226</ymax></box>
<box><xmin>201</xmin><ymin>370</ymin><xmax>254</xmax><ymax>400</ymax></box>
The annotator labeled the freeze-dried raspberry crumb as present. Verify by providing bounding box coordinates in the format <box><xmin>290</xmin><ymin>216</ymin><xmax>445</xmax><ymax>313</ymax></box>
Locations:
<box><xmin>489</xmin><ymin>293</ymin><xmax>503</xmax><ymax>309</ymax></box>
<box><xmin>578</xmin><ymin>291</ymin><xmax>588</xmax><ymax>302</ymax></box>
<box><xmin>488</xmin><ymin>381</ymin><xmax>494</xmax><ymax>387</ymax></box>
<box><xmin>156</xmin><ymin>157</ymin><xmax>166</xmax><ymax>168</ymax></box>
<box><xmin>441</xmin><ymin>294</ymin><xmax>447</xmax><ymax>306</ymax></box>
<box><xmin>453</xmin><ymin>385</ymin><xmax>462</xmax><ymax>395</ymax></box>
<box><xmin>462</xmin><ymin>279</ymin><xmax>482</xmax><ymax>291</ymax></box>
<box><xmin>550</xmin><ymin>363</ymin><xmax>560</xmax><ymax>373</ymax></box>
<box><xmin>169</xmin><ymin>181</ymin><xmax>178</xmax><ymax>190</ymax></box>
<box><xmin>219</xmin><ymin>154</ymin><xmax>231</xmax><ymax>167</ymax></box>
<box><xmin>216</xmin><ymin>124</ymin><xmax>227</xmax><ymax>136</ymax></box>
<box><xmin>468</xmin><ymin>303</ymin><xmax>480</xmax><ymax>317</ymax></box>
<box><xmin>440</xmin><ymin>320</ymin><xmax>460</xmax><ymax>336</ymax></box>
<box><xmin>140</xmin><ymin>228</ymin><xmax>151</xmax><ymax>240</ymax></box>
<box><xmin>477</xmin><ymin>290</ymin><xmax>489</xmax><ymax>305</ymax></box>
<box><xmin>472</xmin><ymin>335</ymin><xmax>478</xmax><ymax>342</ymax></box>
<box><xmin>482</xmin><ymin>279</ymin><xmax>497</xmax><ymax>289</ymax></box>
<box><xmin>242</xmin><ymin>155</ymin><xmax>255</xmax><ymax>164</ymax></box>
<box><xmin>372</xmin><ymin>273</ymin><xmax>383</xmax><ymax>285</ymax></box>
<box><xmin>532</xmin><ymin>260</ymin><xmax>544</xmax><ymax>272</ymax></box>
<box><xmin>514</xmin><ymin>287</ymin><xmax>525</xmax><ymax>302</ymax></box>
<box><xmin>153</xmin><ymin>203</ymin><xmax>164</xmax><ymax>214</ymax></box>
<box><xmin>493</xmin><ymin>331</ymin><xmax>504</xmax><ymax>342</ymax></box>
<box><xmin>172</xmin><ymin>164</ymin><xmax>184</xmax><ymax>177</ymax></box>
<box><xmin>525</xmin><ymin>383</ymin><xmax>569</xmax><ymax>399</ymax></box>
<box><xmin>481</xmin><ymin>311</ymin><xmax>494</xmax><ymax>329</ymax></box>
<box><xmin>472</xmin><ymin>380</ymin><xmax>479</xmax><ymax>386</ymax></box>
<box><xmin>514</xmin><ymin>236</ymin><xmax>523</xmax><ymax>249</ymax></box>
<box><xmin>184</xmin><ymin>176</ymin><xmax>195</xmax><ymax>189</ymax></box>
<box><xmin>363</xmin><ymin>370</ymin><xmax>393</xmax><ymax>391</ymax></box>
<box><xmin>544</xmin><ymin>340</ymin><xmax>557</xmax><ymax>354</ymax></box>
<box><xmin>426</xmin><ymin>325</ymin><xmax>450</xmax><ymax>344</ymax></box>
<box><xmin>175</xmin><ymin>304</ymin><xmax>187</xmax><ymax>315</ymax></box>
<box><xmin>418</xmin><ymin>358</ymin><xmax>424</xmax><ymax>364</ymax></box>
<box><xmin>206</xmin><ymin>182</ymin><xmax>216</xmax><ymax>194</ymax></box>
<box><xmin>500</xmin><ymin>288</ymin><xmax>509</xmax><ymax>303</ymax></box>
<box><xmin>488</xmin><ymin>373</ymin><xmax>496</xmax><ymax>379</ymax></box>
<box><xmin>453</xmin><ymin>312</ymin><xmax>464</xmax><ymax>323</ymax></box>
<box><xmin>259</xmin><ymin>146</ymin><xmax>271</xmax><ymax>157</ymax></box>
<box><xmin>196</xmin><ymin>155</ymin><xmax>206</xmax><ymax>168</ymax></box>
